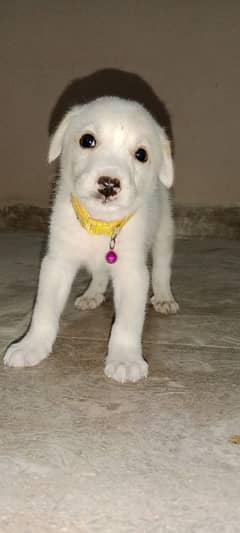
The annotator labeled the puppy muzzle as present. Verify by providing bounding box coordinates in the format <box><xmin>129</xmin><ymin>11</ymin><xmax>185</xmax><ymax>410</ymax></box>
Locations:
<box><xmin>97</xmin><ymin>176</ymin><xmax>121</xmax><ymax>199</ymax></box>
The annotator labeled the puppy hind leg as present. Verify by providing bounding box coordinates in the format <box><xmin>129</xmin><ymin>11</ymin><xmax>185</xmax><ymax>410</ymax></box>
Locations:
<box><xmin>151</xmin><ymin>215</ymin><xmax>179</xmax><ymax>315</ymax></box>
<box><xmin>75</xmin><ymin>268</ymin><xmax>109</xmax><ymax>310</ymax></box>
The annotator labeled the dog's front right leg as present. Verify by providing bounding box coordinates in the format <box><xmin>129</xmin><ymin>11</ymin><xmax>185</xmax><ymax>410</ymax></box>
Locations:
<box><xmin>4</xmin><ymin>254</ymin><xmax>78</xmax><ymax>367</ymax></box>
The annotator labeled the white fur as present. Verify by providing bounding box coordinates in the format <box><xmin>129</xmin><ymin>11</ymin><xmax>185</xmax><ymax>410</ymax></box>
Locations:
<box><xmin>4</xmin><ymin>97</ymin><xmax>179</xmax><ymax>382</ymax></box>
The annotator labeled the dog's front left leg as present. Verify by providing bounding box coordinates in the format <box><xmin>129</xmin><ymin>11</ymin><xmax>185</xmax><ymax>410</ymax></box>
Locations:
<box><xmin>4</xmin><ymin>254</ymin><xmax>78</xmax><ymax>367</ymax></box>
<box><xmin>105</xmin><ymin>262</ymin><xmax>149</xmax><ymax>383</ymax></box>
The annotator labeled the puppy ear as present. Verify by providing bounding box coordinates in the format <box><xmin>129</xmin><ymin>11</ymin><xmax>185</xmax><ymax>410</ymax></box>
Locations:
<box><xmin>48</xmin><ymin>108</ymin><xmax>79</xmax><ymax>163</ymax></box>
<box><xmin>158</xmin><ymin>129</ymin><xmax>174</xmax><ymax>188</ymax></box>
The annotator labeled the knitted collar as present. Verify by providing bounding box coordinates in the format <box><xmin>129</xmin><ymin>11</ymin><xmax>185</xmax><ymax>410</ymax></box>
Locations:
<box><xmin>71</xmin><ymin>194</ymin><xmax>134</xmax><ymax>237</ymax></box>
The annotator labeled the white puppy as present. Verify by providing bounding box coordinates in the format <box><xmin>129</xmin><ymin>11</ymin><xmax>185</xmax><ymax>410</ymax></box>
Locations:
<box><xmin>4</xmin><ymin>96</ymin><xmax>178</xmax><ymax>382</ymax></box>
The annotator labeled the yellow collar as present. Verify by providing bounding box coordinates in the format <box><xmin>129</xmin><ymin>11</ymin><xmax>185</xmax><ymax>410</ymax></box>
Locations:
<box><xmin>71</xmin><ymin>194</ymin><xmax>134</xmax><ymax>237</ymax></box>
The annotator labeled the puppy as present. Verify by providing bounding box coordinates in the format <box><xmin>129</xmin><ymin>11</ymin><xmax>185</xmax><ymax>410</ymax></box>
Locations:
<box><xmin>4</xmin><ymin>96</ymin><xmax>179</xmax><ymax>383</ymax></box>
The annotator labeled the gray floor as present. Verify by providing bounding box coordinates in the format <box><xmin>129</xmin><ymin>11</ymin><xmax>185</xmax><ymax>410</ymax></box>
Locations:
<box><xmin>0</xmin><ymin>231</ymin><xmax>240</xmax><ymax>533</ymax></box>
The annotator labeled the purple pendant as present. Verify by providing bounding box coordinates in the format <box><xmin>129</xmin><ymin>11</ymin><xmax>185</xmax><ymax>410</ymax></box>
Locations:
<box><xmin>106</xmin><ymin>250</ymin><xmax>118</xmax><ymax>264</ymax></box>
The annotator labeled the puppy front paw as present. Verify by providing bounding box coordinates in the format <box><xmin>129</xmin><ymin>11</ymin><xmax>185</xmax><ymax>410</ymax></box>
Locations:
<box><xmin>151</xmin><ymin>296</ymin><xmax>179</xmax><ymax>315</ymax></box>
<box><xmin>4</xmin><ymin>338</ymin><xmax>50</xmax><ymax>367</ymax></box>
<box><xmin>105</xmin><ymin>357</ymin><xmax>148</xmax><ymax>383</ymax></box>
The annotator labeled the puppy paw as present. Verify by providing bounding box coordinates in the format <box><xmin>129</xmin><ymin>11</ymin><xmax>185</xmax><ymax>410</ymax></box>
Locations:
<box><xmin>105</xmin><ymin>358</ymin><xmax>148</xmax><ymax>383</ymax></box>
<box><xmin>151</xmin><ymin>296</ymin><xmax>179</xmax><ymax>315</ymax></box>
<box><xmin>4</xmin><ymin>339</ymin><xmax>49</xmax><ymax>367</ymax></box>
<box><xmin>75</xmin><ymin>292</ymin><xmax>105</xmax><ymax>311</ymax></box>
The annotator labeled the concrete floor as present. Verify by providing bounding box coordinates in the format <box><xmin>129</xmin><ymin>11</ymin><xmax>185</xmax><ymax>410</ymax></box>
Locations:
<box><xmin>0</xmin><ymin>231</ymin><xmax>240</xmax><ymax>533</ymax></box>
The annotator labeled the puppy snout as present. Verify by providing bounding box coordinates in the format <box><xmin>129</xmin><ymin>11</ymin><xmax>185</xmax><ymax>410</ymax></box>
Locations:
<box><xmin>97</xmin><ymin>176</ymin><xmax>121</xmax><ymax>198</ymax></box>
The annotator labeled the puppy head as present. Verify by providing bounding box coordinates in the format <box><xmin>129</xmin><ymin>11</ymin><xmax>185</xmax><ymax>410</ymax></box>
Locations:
<box><xmin>49</xmin><ymin>97</ymin><xmax>174</xmax><ymax>218</ymax></box>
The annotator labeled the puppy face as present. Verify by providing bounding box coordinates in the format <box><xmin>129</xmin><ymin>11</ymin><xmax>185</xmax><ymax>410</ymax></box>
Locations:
<box><xmin>49</xmin><ymin>97</ymin><xmax>173</xmax><ymax>219</ymax></box>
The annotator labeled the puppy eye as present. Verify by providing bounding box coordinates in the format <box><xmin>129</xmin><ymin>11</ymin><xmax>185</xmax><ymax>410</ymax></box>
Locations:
<box><xmin>79</xmin><ymin>133</ymin><xmax>96</xmax><ymax>148</ymax></box>
<box><xmin>135</xmin><ymin>147</ymin><xmax>148</xmax><ymax>163</ymax></box>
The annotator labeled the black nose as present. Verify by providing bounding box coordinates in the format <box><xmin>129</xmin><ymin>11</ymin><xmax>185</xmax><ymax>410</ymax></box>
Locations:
<box><xmin>98</xmin><ymin>176</ymin><xmax>121</xmax><ymax>198</ymax></box>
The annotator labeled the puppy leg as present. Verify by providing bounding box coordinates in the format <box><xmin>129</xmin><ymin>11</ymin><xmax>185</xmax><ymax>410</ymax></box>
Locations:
<box><xmin>105</xmin><ymin>262</ymin><xmax>149</xmax><ymax>383</ymax></box>
<box><xmin>151</xmin><ymin>213</ymin><xmax>179</xmax><ymax>315</ymax></box>
<box><xmin>4</xmin><ymin>254</ymin><xmax>78</xmax><ymax>367</ymax></box>
<box><xmin>75</xmin><ymin>268</ymin><xmax>109</xmax><ymax>310</ymax></box>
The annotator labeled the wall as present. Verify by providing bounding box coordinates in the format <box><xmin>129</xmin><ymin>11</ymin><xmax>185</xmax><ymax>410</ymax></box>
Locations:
<box><xmin>0</xmin><ymin>1</ymin><xmax>239</xmax><ymax>207</ymax></box>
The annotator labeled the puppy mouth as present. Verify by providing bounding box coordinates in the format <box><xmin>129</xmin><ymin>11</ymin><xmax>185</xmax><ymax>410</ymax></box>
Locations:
<box><xmin>94</xmin><ymin>192</ymin><xmax>119</xmax><ymax>204</ymax></box>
